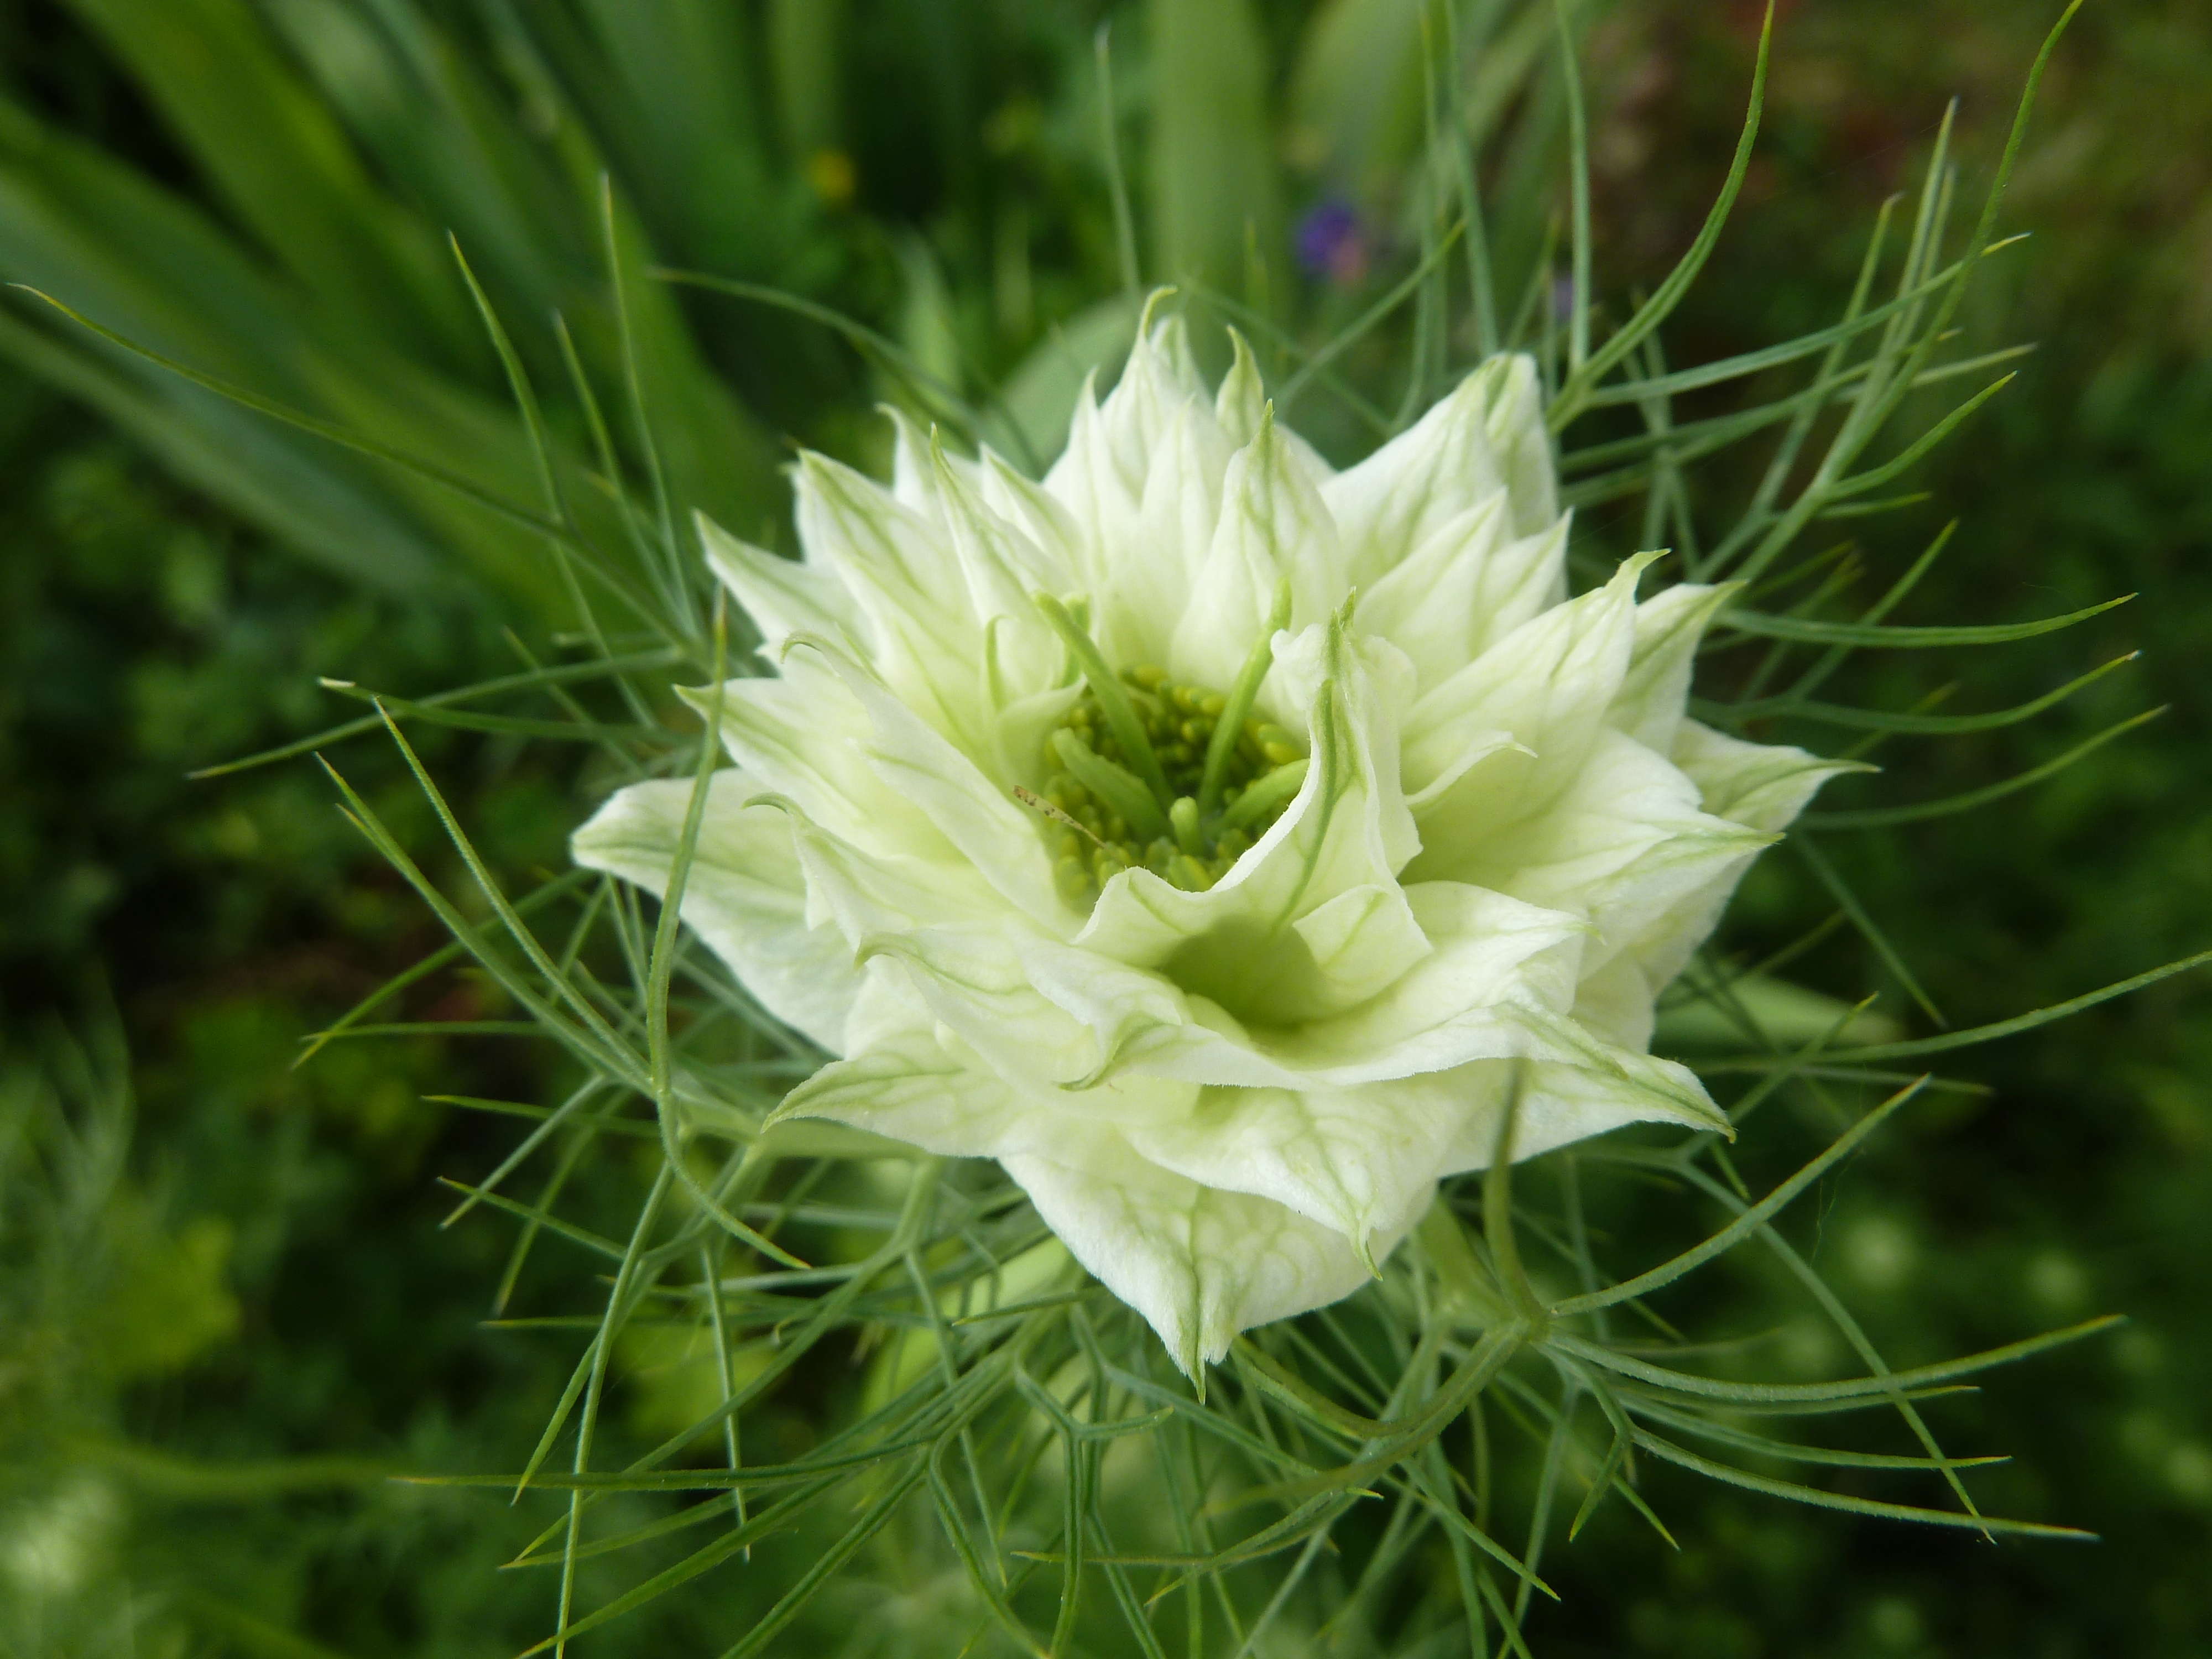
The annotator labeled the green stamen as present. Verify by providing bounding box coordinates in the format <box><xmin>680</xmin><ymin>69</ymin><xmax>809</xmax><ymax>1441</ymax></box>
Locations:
<box><xmin>1219</xmin><ymin>758</ymin><xmax>1310</xmax><ymax>832</ymax></box>
<box><xmin>1169</xmin><ymin>795</ymin><xmax>1204</xmax><ymax>857</ymax></box>
<box><xmin>1027</xmin><ymin>604</ymin><xmax>1310</xmax><ymax>907</ymax></box>
<box><xmin>1035</xmin><ymin>594</ymin><xmax>1172</xmax><ymax>802</ymax></box>
<box><xmin>1051</xmin><ymin>728</ymin><xmax>1169</xmax><ymax>842</ymax></box>
<box><xmin>1199</xmin><ymin>580</ymin><xmax>1292</xmax><ymax>816</ymax></box>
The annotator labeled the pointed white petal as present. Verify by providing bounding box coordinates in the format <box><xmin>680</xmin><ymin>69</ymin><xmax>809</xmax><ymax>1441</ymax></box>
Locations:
<box><xmin>1404</xmin><ymin>555</ymin><xmax>1657</xmax><ymax>872</ymax></box>
<box><xmin>1215</xmin><ymin>328</ymin><xmax>1334</xmax><ymax>480</ymax></box>
<box><xmin>1433</xmin><ymin>1041</ymin><xmax>1724</xmax><ymax>1176</ymax></box>
<box><xmin>1170</xmin><ymin>419</ymin><xmax>1347</xmax><ymax>691</ymax></box>
<box><xmin>1593</xmin><ymin>719</ymin><xmax>1859</xmax><ymax>992</ymax></box>
<box><xmin>1004</xmin><ymin>1128</ymin><xmax>1420</xmax><ymax>1376</ymax></box>
<box><xmin>789</xmin><ymin>641</ymin><xmax>1074</xmax><ymax>929</ymax></box>
<box><xmin>1325</xmin><ymin>354</ymin><xmax>1556</xmax><ymax>588</ymax></box>
<box><xmin>792</xmin><ymin>451</ymin><xmax>989</xmax><ymax>742</ymax></box>
<box><xmin>698</xmin><ymin>514</ymin><xmax>866</xmax><ymax>658</ymax></box>
<box><xmin>571</xmin><ymin>774</ymin><xmax>858</xmax><ymax>1051</ymax></box>
<box><xmin>1127</xmin><ymin>1073</ymin><xmax>1472</xmax><ymax>1253</ymax></box>
<box><xmin>1570</xmin><ymin>953</ymin><xmax>1658</xmax><ymax>1052</ymax></box>
<box><xmin>1361</xmin><ymin>501</ymin><xmax>1571</xmax><ymax>695</ymax></box>
<box><xmin>1444</xmin><ymin>728</ymin><xmax>1776</xmax><ymax>975</ymax></box>
<box><xmin>1078</xmin><ymin>621</ymin><xmax>1422</xmax><ymax>1032</ymax></box>
<box><xmin>1672</xmin><ymin>719</ymin><xmax>1858</xmax><ymax>835</ymax></box>
<box><xmin>773</xmin><ymin>990</ymin><xmax>1074</xmax><ymax>1160</ymax></box>
<box><xmin>1607</xmin><ymin>582</ymin><xmax>1739</xmax><ymax>753</ymax></box>
<box><xmin>1095</xmin><ymin>398</ymin><xmax>1233</xmax><ymax>667</ymax></box>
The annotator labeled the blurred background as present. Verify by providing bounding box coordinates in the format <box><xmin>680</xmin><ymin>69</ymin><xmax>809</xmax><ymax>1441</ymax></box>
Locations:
<box><xmin>0</xmin><ymin>1</ymin><xmax>2206</xmax><ymax>1654</ymax></box>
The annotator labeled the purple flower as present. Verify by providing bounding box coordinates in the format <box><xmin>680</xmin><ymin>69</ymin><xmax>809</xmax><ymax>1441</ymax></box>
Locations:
<box><xmin>1295</xmin><ymin>199</ymin><xmax>1369</xmax><ymax>287</ymax></box>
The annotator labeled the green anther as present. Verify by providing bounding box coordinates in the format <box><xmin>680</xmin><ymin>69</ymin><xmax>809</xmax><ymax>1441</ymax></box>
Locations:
<box><xmin>1169</xmin><ymin>795</ymin><xmax>1205</xmax><ymax>857</ymax></box>
<box><xmin>1199</xmin><ymin>580</ymin><xmax>1293</xmax><ymax>816</ymax></box>
<box><xmin>1220</xmin><ymin>758</ymin><xmax>1310</xmax><ymax>832</ymax></box>
<box><xmin>1035</xmin><ymin>594</ymin><xmax>1172</xmax><ymax>803</ymax></box>
<box><xmin>1026</xmin><ymin>602</ymin><xmax>1310</xmax><ymax>905</ymax></box>
<box><xmin>1256</xmin><ymin>724</ymin><xmax>1303</xmax><ymax>766</ymax></box>
<box><xmin>1167</xmin><ymin>853</ymin><xmax>1213</xmax><ymax>892</ymax></box>
<box><xmin>1051</xmin><ymin>728</ymin><xmax>1169</xmax><ymax>841</ymax></box>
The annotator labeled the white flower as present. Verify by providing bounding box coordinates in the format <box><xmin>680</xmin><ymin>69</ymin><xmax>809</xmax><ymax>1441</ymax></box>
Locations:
<box><xmin>574</xmin><ymin>312</ymin><xmax>1846</xmax><ymax>1376</ymax></box>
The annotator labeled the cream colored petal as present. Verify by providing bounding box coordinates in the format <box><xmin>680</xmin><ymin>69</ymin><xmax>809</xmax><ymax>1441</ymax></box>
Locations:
<box><xmin>1078</xmin><ymin>620</ymin><xmax>1422</xmax><ymax>1030</ymax></box>
<box><xmin>1433</xmin><ymin>1043</ymin><xmax>1723</xmax><ymax>1176</ymax></box>
<box><xmin>792</xmin><ymin>451</ymin><xmax>989</xmax><ymax>743</ymax></box>
<box><xmin>1443</xmin><ymin>728</ymin><xmax>1775</xmax><ymax>975</ymax></box>
<box><xmin>1083</xmin><ymin>881</ymin><xmax>1584</xmax><ymax>1094</ymax></box>
<box><xmin>1126</xmin><ymin>1073</ymin><xmax>1473</xmax><ymax>1256</ymax></box>
<box><xmin>885</xmin><ymin>404</ymin><xmax>982</xmax><ymax>513</ymax></box>
<box><xmin>571</xmin><ymin>774</ymin><xmax>858</xmax><ymax>1051</ymax></box>
<box><xmin>687</xmin><ymin>654</ymin><xmax>914</xmax><ymax>858</ymax></box>
<box><xmin>791</xmin><ymin>640</ymin><xmax>1075</xmax><ymax>930</ymax></box>
<box><xmin>1571</xmin><ymin>953</ymin><xmax>1658</xmax><ymax>1052</ymax></box>
<box><xmin>774</xmin><ymin>1003</ymin><xmax>1076</xmax><ymax>1161</ymax></box>
<box><xmin>1324</xmin><ymin>354</ymin><xmax>1556</xmax><ymax>589</ymax></box>
<box><xmin>1403</xmin><ymin>555</ymin><xmax>1657</xmax><ymax>872</ymax></box>
<box><xmin>1215</xmin><ymin>328</ymin><xmax>1334</xmax><ymax>481</ymax></box>
<box><xmin>1600</xmin><ymin>720</ymin><xmax>1860</xmax><ymax>993</ymax></box>
<box><xmin>1003</xmin><ymin>1127</ymin><xmax>1422</xmax><ymax>1376</ymax></box>
<box><xmin>772</xmin><ymin>801</ymin><xmax>1009</xmax><ymax>943</ymax></box>
<box><xmin>1672</xmin><ymin>719</ymin><xmax>1859</xmax><ymax>835</ymax></box>
<box><xmin>1044</xmin><ymin>310</ymin><xmax>1220</xmax><ymax>592</ymax></box>
<box><xmin>1095</xmin><ymin>398</ymin><xmax>1233</xmax><ymax>668</ymax></box>
<box><xmin>1483</xmin><ymin>353</ymin><xmax>1558</xmax><ymax>536</ymax></box>
<box><xmin>1361</xmin><ymin>500</ymin><xmax>1571</xmax><ymax>695</ymax></box>
<box><xmin>1170</xmin><ymin>418</ymin><xmax>1347</xmax><ymax>692</ymax></box>
<box><xmin>698</xmin><ymin>514</ymin><xmax>866</xmax><ymax>658</ymax></box>
<box><xmin>978</xmin><ymin>447</ymin><xmax>1085</xmax><ymax>585</ymax></box>
<box><xmin>1606</xmin><ymin>581</ymin><xmax>1739</xmax><ymax>753</ymax></box>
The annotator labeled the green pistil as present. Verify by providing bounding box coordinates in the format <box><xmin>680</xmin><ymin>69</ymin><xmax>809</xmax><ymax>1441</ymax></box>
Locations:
<box><xmin>1031</xmin><ymin>645</ymin><xmax>1310</xmax><ymax>906</ymax></box>
<box><xmin>1200</xmin><ymin>580</ymin><xmax>1292</xmax><ymax>816</ymax></box>
<box><xmin>1035</xmin><ymin>594</ymin><xmax>1172</xmax><ymax>802</ymax></box>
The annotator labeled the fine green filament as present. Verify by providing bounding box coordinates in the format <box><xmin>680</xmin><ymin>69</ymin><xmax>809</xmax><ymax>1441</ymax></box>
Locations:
<box><xmin>1035</xmin><ymin>593</ymin><xmax>1172</xmax><ymax>801</ymax></box>
<box><xmin>1199</xmin><ymin>580</ymin><xmax>1292</xmax><ymax>815</ymax></box>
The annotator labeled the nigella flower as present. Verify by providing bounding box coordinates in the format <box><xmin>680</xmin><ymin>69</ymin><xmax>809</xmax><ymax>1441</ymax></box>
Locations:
<box><xmin>1295</xmin><ymin>198</ymin><xmax>1370</xmax><ymax>287</ymax></box>
<box><xmin>574</xmin><ymin>309</ymin><xmax>1846</xmax><ymax>1376</ymax></box>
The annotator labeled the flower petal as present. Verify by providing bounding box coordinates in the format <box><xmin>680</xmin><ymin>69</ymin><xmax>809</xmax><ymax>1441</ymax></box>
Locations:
<box><xmin>1325</xmin><ymin>354</ymin><xmax>1556</xmax><ymax>589</ymax></box>
<box><xmin>1045</xmin><ymin>311</ymin><xmax>1216</xmax><ymax>595</ymax></box>
<box><xmin>1171</xmin><ymin>416</ymin><xmax>1347</xmax><ymax>692</ymax></box>
<box><xmin>1441</xmin><ymin>728</ymin><xmax>1776</xmax><ymax>975</ymax></box>
<box><xmin>699</xmin><ymin>514</ymin><xmax>866</xmax><ymax>658</ymax></box>
<box><xmin>1673</xmin><ymin>719</ymin><xmax>1858</xmax><ymax>835</ymax></box>
<box><xmin>1606</xmin><ymin>581</ymin><xmax>1738</xmax><ymax>753</ymax></box>
<box><xmin>1361</xmin><ymin>499</ymin><xmax>1571</xmax><ymax>695</ymax></box>
<box><xmin>1595</xmin><ymin>720</ymin><xmax>1859</xmax><ymax>992</ymax></box>
<box><xmin>1126</xmin><ymin>1073</ymin><xmax>1473</xmax><ymax>1259</ymax></box>
<box><xmin>1433</xmin><ymin>1043</ymin><xmax>1725</xmax><ymax>1176</ymax></box>
<box><xmin>787</xmin><ymin>640</ymin><xmax>1074</xmax><ymax>929</ymax></box>
<box><xmin>1003</xmin><ymin>1128</ymin><xmax>1418</xmax><ymax>1376</ymax></box>
<box><xmin>774</xmin><ymin>987</ymin><xmax>1061</xmax><ymax>1159</ymax></box>
<box><xmin>1096</xmin><ymin>398</ymin><xmax>1234</xmax><ymax>667</ymax></box>
<box><xmin>571</xmin><ymin>774</ymin><xmax>858</xmax><ymax>1051</ymax></box>
<box><xmin>1215</xmin><ymin>327</ymin><xmax>1333</xmax><ymax>480</ymax></box>
<box><xmin>1078</xmin><ymin>619</ymin><xmax>1421</xmax><ymax>1029</ymax></box>
<box><xmin>1403</xmin><ymin>554</ymin><xmax>1657</xmax><ymax>867</ymax></box>
<box><xmin>793</xmin><ymin>451</ymin><xmax>989</xmax><ymax>743</ymax></box>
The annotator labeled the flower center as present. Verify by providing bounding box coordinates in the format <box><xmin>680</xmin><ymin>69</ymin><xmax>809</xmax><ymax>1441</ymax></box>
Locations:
<box><xmin>1025</xmin><ymin>593</ymin><xmax>1308</xmax><ymax>907</ymax></box>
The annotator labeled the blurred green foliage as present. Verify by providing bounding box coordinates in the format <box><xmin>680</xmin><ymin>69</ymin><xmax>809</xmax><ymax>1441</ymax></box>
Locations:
<box><xmin>0</xmin><ymin>0</ymin><xmax>2206</xmax><ymax>1654</ymax></box>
